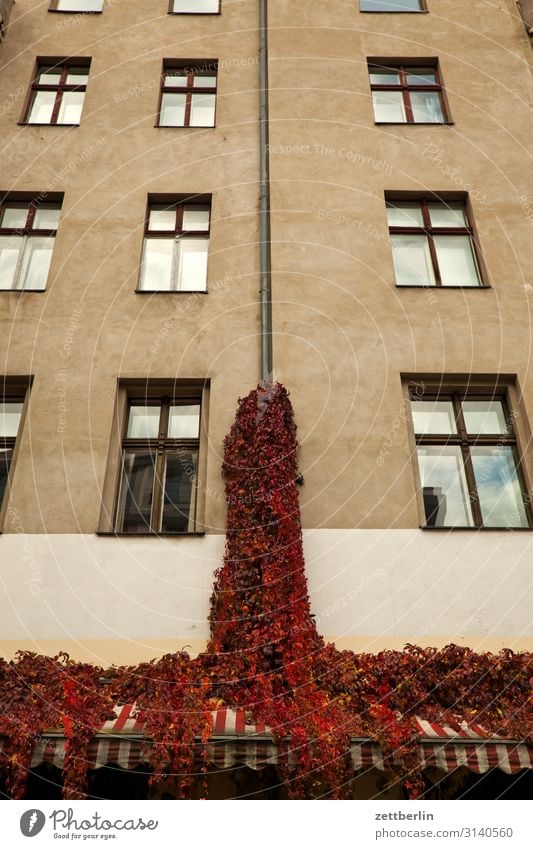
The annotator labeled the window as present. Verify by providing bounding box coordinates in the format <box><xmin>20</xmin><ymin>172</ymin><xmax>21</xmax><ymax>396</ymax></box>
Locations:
<box><xmin>0</xmin><ymin>195</ymin><xmax>62</xmax><ymax>291</ymax></box>
<box><xmin>408</xmin><ymin>384</ymin><xmax>531</xmax><ymax>529</ymax></box>
<box><xmin>360</xmin><ymin>0</ymin><xmax>424</xmax><ymax>10</ymax></box>
<box><xmin>171</xmin><ymin>0</ymin><xmax>220</xmax><ymax>12</ymax></box>
<box><xmin>25</xmin><ymin>59</ymin><xmax>90</xmax><ymax>125</ymax></box>
<box><xmin>369</xmin><ymin>60</ymin><xmax>448</xmax><ymax>123</ymax></box>
<box><xmin>50</xmin><ymin>1</ymin><xmax>104</xmax><ymax>10</ymax></box>
<box><xmin>158</xmin><ymin>62</ymin><xmax>217</xmax><ymax>127</ymax></box>
<box><xmin>0</xmin><ymin>382</ymin><xmax>29</xmax><ymax>512</ymax></box>
<box><xmin>138</xmin><ymin>197</ymin><xmax>210</xmax><ymax>292</ymax></box>
<box><xmin>386</xmin><ymin>196</ymin><xmax>483</xmax><ymax>287</ymax></box>
<box><xmin>115</xmin><ymin>395</ymin><xmax>202</xmax><ymax>533</ymax></box>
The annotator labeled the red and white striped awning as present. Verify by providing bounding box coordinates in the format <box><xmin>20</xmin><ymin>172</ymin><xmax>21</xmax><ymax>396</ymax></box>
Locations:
<box><xmin>414</xmin><ymin>717</ymin><xmax>533</xmax><ymax>775</ymax></box>
<box><xmin>1</xmin><ymin>706</ymin><xmax>531</xmax><ymax>775</ymax></box>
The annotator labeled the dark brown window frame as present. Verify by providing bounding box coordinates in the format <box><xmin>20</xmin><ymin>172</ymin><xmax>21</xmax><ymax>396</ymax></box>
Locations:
<box><xmin>385</xmin><ymin>192</ymin><xmax>486</xmax><ymax>288</ymax></box>
<box><xmin>157</xmin><ymin>60</ymin><xmax>218</xmax><ymax>128</ymax></box>
<box><xmin>168</xmin><ymin>0</ymin><xmax>221</xmax><ymax>14</ymax></box>
<box><xmin>0</xmin><ymin>192</ymin><xmax>63</xmax><ymax>292</ymax></box>
<box><xmin>408</xmin><ymin>381</ymin><xmax>532</xmax><ymax>530</ymax></box>
<box><xmin>368</xmin><ymin>58</ymin><xmax>450</xmax><ymax>124</ymax></box>
<box><xmin>144</xmin><ymin>195</ymin><xmax>212</xmax><ymax>239</ymax></box>
<box><xmin>0</xmin><ymin>376</ymin><xmax>33</xmax><ymax>526</ymax></box>
<box><xmin>137</xmin><ymin>193</ymin><xmax>212</xmax><ymax>294</ymax></box>
<box><xmin>114</xmin><ymin>389</ymin><xmax>203</xmax><ymax>535</ymax></box>
<box><xmin>0</xmin><ymin>196</ymin><xmax>61</xmax><ymax>238</ymax></box>
<box><xmin>23</xmin><ymin>58</ymin><xmax>91</xmax><ymax>126</ymax></box>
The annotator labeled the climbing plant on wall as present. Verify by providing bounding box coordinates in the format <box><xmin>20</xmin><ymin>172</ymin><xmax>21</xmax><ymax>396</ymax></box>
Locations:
<box><xmin>0</xmin><ymin>384</ymin><xmax>531</xmax><ymax>799</ymax></box>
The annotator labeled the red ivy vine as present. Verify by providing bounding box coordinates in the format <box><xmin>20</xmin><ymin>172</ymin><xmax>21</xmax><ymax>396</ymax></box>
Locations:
<box><xmin>0</xmin><ymin>383</ymin><xmax>531</xmax><ymax>799</ymax></box>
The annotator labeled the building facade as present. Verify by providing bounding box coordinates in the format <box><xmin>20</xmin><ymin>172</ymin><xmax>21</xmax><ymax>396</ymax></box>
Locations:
<box><xmin>1</xmin><ymin>0</ymin><xmax>533</xmax><ymax>669</ymax></box>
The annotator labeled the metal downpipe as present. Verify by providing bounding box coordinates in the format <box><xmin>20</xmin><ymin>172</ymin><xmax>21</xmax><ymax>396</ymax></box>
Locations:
<box><xmin>259</xmin><ymin>0</ymin><xmax>273</xmax><ymax>383</ymax></box>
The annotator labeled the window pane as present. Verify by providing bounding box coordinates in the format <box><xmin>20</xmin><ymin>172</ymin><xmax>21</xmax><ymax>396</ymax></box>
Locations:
<box><xmin>386</xmin><ymin>203</ymin><xmax>423</xmax><ymax>227</ymax></box>
<box><xmin>411</xmin><ymin>400</ymin><xmax>457</xmax><ymax>435</ymax></box>
<box><xmin>1</xmin><ymin>205</ymin><xmax>28</xmax><ymax>229</ymax></box>
<box><xmin>428</xmin><ymin>203</ymin><xmax>467</xmax><ymax>228</ymax></box>
<box><xmin>118</xmin><ymin>451</ymin><xmax>156</xmax><ymax>532</ymax></box>
<box><xmin>417</xmin><ymin>446</ymin><xmax>474</xmax><ymax>527</ymax></box>
<box><xmin>126</xmin><ymin>406</ymin><xmax>161</xmax><ymax>439</ymax></box>
<box><xmin>0</xmin><ymin>448</ymin><xmax>14</xmax><ymax>508</ymax></box>
<box><xmin>168</xmin><ymin>404</ymin><xmax>201</xmax><ymax>438</ymax></box>
<box><xmin>193</xmin><ymin>74</ymin><xmax>217</xmax><ymax>88</ymax></box>
<box><xmin>462</xmin><ymin>401</ymin><xmax>508</xmax><ymax>435</ymax></box>
<box><xmin>27</xmin><ymin>91</ymin><xmax>56</xmax><ymax>123</ymax></box>
<box><xmin>18</xmin><ymin>236</ymin><xmax>54</xmax><ymax>290</ymax></box>
<box><xmin>164</xmin><ymin>72</ymin><xmax>189</xmax><ymax>87</ymax></box>
<box><xmin>161</xmin><ymin>451</ymin><xmax>198</xmax><ymax>533</ymax></box>
<box><xmin>33</xmin><ymin>206</ymin><xmax>61</xmax><ymax>230</ymax></box>
<box><xmin>410</xmin><ymin>90</ymin><xmax>444</xmax><ymax>122</ymax></box>
<box><xmin>406</xmin><ymin>69</ymin><xmax>437</xmax><ymax>85</ymax></box>
<box><xmin>139</xmin><ymin>238</ymin><xmax>174</xmax><ymax>290</ymax></box>
<box><xmin>56</xmin><ymin>0</ymin><xmax>104</xmax><ymax>9</ymax></box>
<box><xmin>57</xmin><ymin>90</ymin><xmax>85</xmax><ymax>124</ymax></box>
<box><xmin>65</xmin><ymin>68</ymin><xmax>90</xmax><ymax>85</ymax></box>
<box><xmin>369</xmin><ymin>68</ymin><xmax>401</xmax><ymax>85</ymax></box>
<box><xmin>0</xmin><ymin>236</ymin><xmax>23</xmax><ymax>288</ymax></box>
<box><xmin>372</xmin><ymin>90</ymin><xmax>405</xmax><ymax>122</ymax></box>
<box><xmin>471</xmin><ymin>447</ymin><xmax>529</xmax><ymax>528</ymax></box>
<box><xmin>173</xmin><ymin>0</ymin><xmax>219</xmax><ymax>11</ymax></box>
<box><xmin>190</xmin><ymin>93</ymin><xmax>216</xmax><ymax>126</ymax></box>
<box><xmin>390</xmin><ymin>234</ymin><xmax>435</xmax><ymax>285</ymax></box>
<box><xmin>38</xmin><ymin>69</ymin><xmax>61</xmax><ymax>84</ymax></box>
<box><xmin>361</xmin><ymin>0</ymin><xmax>422</xmax><ymax>9</ymax></box>
<box><xmin>160</xmin><ymin>92</ymin><xmax>187</xmax><ymax>126</ymax></box>
<box><xmin>0</xmin><ymin>402</ymin><xmax>23</xmax><ymax>437</ymax></box>
<box><xmin>177</xmin><ymin>238</ymin><xmax>209</xmax><ymax>291</ymax></box>
<box><xmin>182</xmin><ymin>206</ymin><xmax>210</xmax><ymax>232</ymax></box>
<box><xmin>148</xmin><ymin>208</ymin><xmax>177</xmax><ymax>231</ymax></box>
<box><xmin>434</xmin><ymin>235</ymin><xmax>481</xmax><ymax>286</ymax></box>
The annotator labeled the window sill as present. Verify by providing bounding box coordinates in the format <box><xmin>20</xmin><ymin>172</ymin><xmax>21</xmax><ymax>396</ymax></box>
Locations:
<box><xmin>96</xmin><ymin>531</ymin><xmax>206</xmax><ymax>537</ymax></box>
<box><xmin>154</xmin><ymin>124</ymin><xmax>216</xmax><ymax>129</ymax></box>
<box><xmin>420</xmin><ymin>526</ymin><xmax>533</xmax><ymax>532</ymax></box>
<box><xmin>18</xmin><ymin>122</ymin><xmax>81</xmax><ymax>127</ymax></box>
<box><xmin>375</xmin><ymin>121</ymin><xmax>454</xmax><ymax>126</ymax></box>
<box><xmin>396</xmin><ymin>284</ymin><xmax>490</xmax><ymax>290</ymax></box>
<box><xmin>134</xmin><ymin>289</ymin><xmax>208</xmax><ymax>294</ymax></box>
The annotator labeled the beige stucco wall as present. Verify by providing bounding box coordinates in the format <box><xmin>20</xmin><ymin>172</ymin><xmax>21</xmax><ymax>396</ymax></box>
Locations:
<box><xmin>0</xmin><ymin>529</ymin><xmax>531</xmax><ymax>665</ymax></box>
<box><xmin>1</xmin><ymin>1</ymin><xmax>533</xmax><ymax>658</ymax></box>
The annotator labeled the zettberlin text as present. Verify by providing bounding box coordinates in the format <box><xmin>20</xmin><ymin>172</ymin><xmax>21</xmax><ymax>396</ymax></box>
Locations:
<box><xmin>375</xmin><ymin>811</ymin><xmax>434</xmax><ymax>821</ymax></box>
